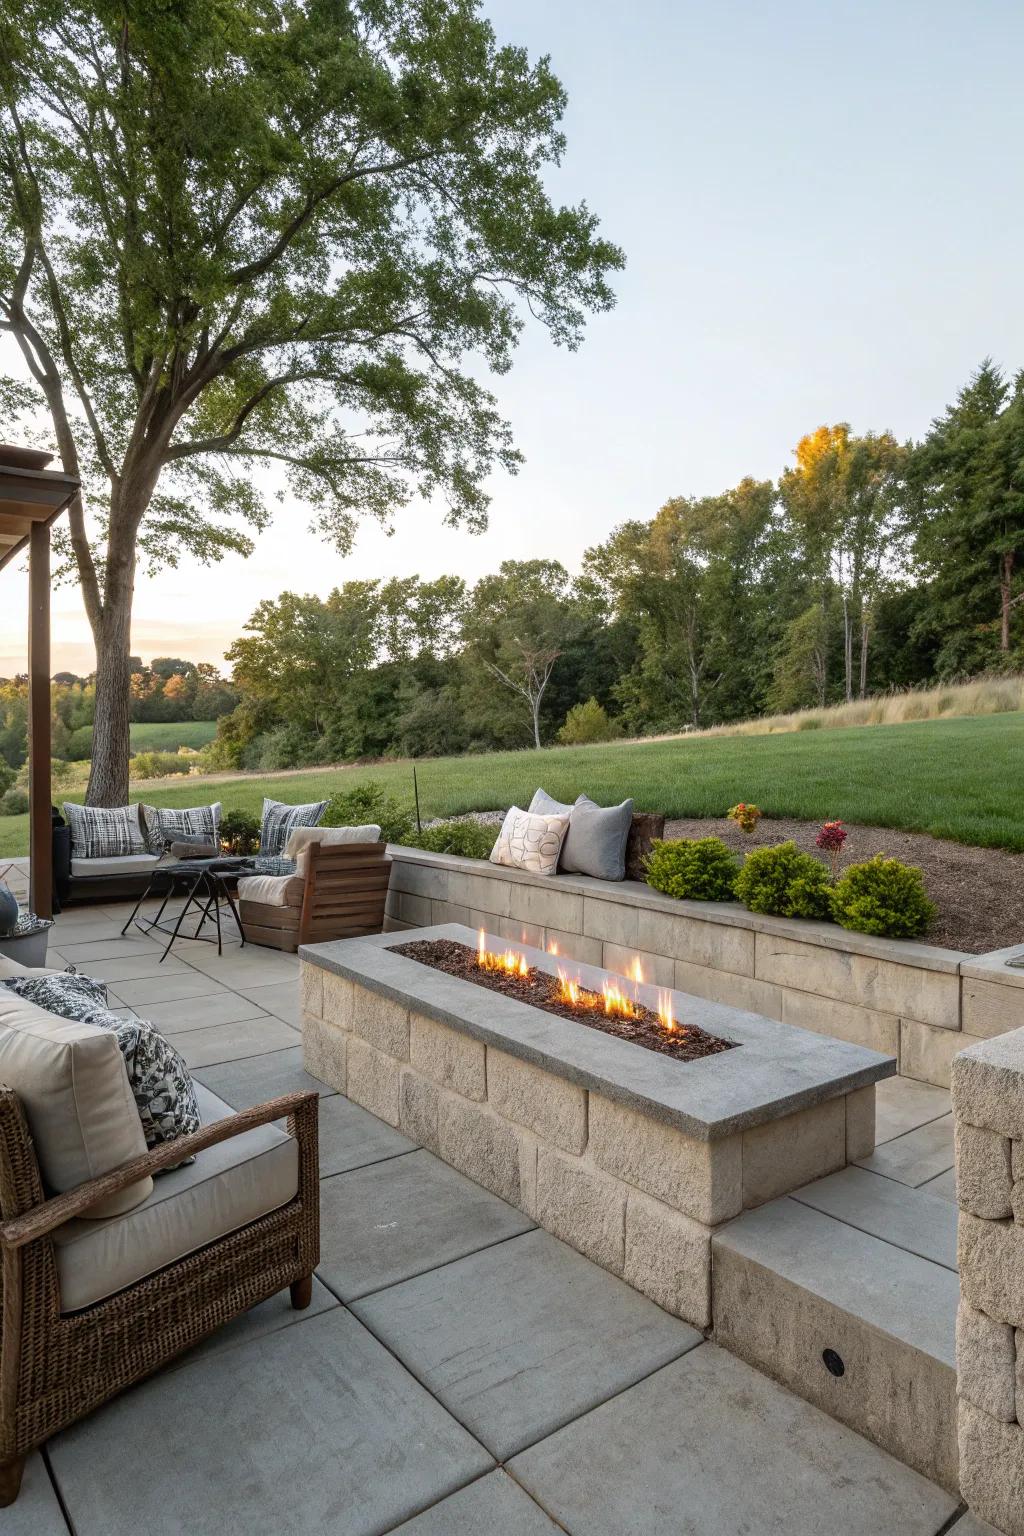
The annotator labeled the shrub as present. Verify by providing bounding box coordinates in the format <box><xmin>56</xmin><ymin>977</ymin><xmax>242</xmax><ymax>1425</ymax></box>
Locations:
<box><xmin>830</xmin><ymin>854</ymin><xmax>937</xmax><ymax>939</ymax></box>
<box><xmin>644</xmin><ymin>838</ymin><xmax>740</xmax><ymax>901</ymax></box>
<box><xmin>65</xmin><ymin>725</ymin><xmax>94</xmax><ymax>760</ymax></box>
<box><xmin>219</xmin><ymin>810</ymin><xmax>261</xmax><ymax>855</ymax></box>
<box><xmin>557</xmin><ymin>697</ymin><xmax>623</xmax><ymax>746</ymax></box>
<box><xmin>405</xmin><ymin>819</ymin><xmax>496</xmax><ymax>859</ymax></box>
<box><xmin>0</xmin><ymin>787</ymin><xmax>29</xmax><ymax>817</ymax></box>
<box><xmin>129</xmin><ymin>750</ymin><xmax>189</xmax><ymax>780</ymax></box>
<box><xmin>734</xmin><ymin>841</ymin><xmax>833</xmax><ymax>920</ymax></box>
<box><xmin>322</xmin><ymin>780</ymin><xmax>414</xmax><ymax>845</ymax></box>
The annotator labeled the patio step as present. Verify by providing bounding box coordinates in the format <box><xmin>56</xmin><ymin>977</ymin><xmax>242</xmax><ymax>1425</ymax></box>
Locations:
<box><xmin>711</xmin><ymin>1178</ymin><xmax>961</xmax><ymax>1493</ymax></box>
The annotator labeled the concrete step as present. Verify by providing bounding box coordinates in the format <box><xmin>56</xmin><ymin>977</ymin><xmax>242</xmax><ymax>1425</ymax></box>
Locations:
<box><xmin>712</xmin><ymin>1188</ymin><xmax>961</xmax><ymax>1493</ymax></box>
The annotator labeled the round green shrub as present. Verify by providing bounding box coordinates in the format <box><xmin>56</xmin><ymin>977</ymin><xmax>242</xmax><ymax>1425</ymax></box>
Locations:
<box><xmin>219</xmin><ymin>810</ymin><xmax>261</xmax><ymax>855</ymax></box>
<box><xmin>322</xmin><ymin>781</ymin><xmax>414</xmax><ymax>845</ymax></box>
<box><xmin>557</xmin><ymin>697</ymin><xmax>623</xmax><ymax>746</ymax></box>
<box><xmin>0</xmin><ymin>787</ymin><xmax>29</xmax><ymax>817</ymax></box>
<box><xmin>644</xmin><ymin>838</ymin><xmax>740</xmax><ymax>901</ymax></box>
<box><xmin>830</xmin><ymin>854</ymin><xmax>937</xmax><ymax>938</ymax></box>
<box><xmin>734</xmin><ymin>841</ymin><xmax>833</xmax><ymax>919</ymax></box>
<box><xmin>406</xmin><ymin>820</ymin><xmax>496</xmax><ymax>859</ymax></box>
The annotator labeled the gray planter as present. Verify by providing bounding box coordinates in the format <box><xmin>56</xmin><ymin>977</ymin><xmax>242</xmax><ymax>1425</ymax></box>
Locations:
<box><xmin>0</xmin><ymin>922</ymin><xmax>51</xmax><ymax>969</ymax></box>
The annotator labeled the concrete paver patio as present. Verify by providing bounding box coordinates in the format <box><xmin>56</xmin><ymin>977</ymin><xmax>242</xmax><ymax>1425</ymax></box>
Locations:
<box><xmin>6</xmin><ymin>887</ymin><xmax>975</xmax><ymax>1534</ymax></box>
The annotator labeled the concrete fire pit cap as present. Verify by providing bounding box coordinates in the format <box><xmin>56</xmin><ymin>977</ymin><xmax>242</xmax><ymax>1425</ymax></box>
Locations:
<box><xmin>301</xmin><ymin>924</ymin><xmax>895</xmax><ymax>1140</ymax></box>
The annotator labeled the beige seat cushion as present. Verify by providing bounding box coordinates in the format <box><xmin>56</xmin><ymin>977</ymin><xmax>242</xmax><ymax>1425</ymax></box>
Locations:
<box><xmin>0</xmin><ymin>955</ymin><xmax>60</xmax><ymax>980</ymax></box>
<box><xmin>0</xmin><ymin>991</ymin><xmax>151</xmax><ymax>1217</ymax></box>
<box><xmin>284</xmin><ymin>823</ymin><xmax>381</xmax><ymax>873</ymax></box>
<box><xmin>70</xmin><ymin>852</ymin><xmax>163</xmax><ymax>879</ymax></box>
<box><xmin>53</xmin><ymin>1083</ymin><xmax>299</xmax><ymax>1312</ymax></box>
<box><xmin>236</xmin><ymin>873</ymin><xmax>305</xmax><ymax>908</ymax></box>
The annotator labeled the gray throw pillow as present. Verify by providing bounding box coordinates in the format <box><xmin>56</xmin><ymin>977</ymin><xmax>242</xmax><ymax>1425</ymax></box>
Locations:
<box><xmin>1</xmin><ymin>972</ymin><xmax>201</xmax><ymax>1161</ymax></box>
<box><xmin>260</xmin><ymin>797</ymin><xmax>328</xmax><ymax>856</ymax></box>
<box><xmin>529</xmin><ymin>787</ymin><xmax>581</xmax><ymax>816</ymax></box>
<box><xmin>560</xmin><ymin>797</ymin><xmax>635</xmax><ymax>881</ymax></box>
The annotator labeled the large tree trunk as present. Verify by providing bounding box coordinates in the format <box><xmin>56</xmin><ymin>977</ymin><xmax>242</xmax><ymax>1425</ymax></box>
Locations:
<box><xmin>85</xmin><ymin>484</ymin><xmax>144</xmax><ymax>807</ymax></box>
<box><xmin>87</xmin><ymin>598</ymin><xmax>134</xmax><ymax>806</ymax></box>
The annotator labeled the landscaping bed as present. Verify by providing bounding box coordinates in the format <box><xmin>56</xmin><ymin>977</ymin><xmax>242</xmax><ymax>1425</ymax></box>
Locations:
<box><xmin>664</xmin><ymin>816</ymin><xmax>1023</xmax><ymax>955</ymax></box>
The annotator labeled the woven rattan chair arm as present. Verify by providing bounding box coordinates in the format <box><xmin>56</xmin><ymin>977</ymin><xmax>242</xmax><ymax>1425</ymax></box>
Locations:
<box><xmin>0</xmin><ymin>1090</ymin><xmax>319</xmax><ymax>1250</ymax></box>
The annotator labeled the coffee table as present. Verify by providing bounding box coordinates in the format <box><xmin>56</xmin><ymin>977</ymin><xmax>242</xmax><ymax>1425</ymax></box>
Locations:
<box><xmin>121</xmin><ymin>859</ymin><xmax>254</xmax><ymax>961</ymax></box>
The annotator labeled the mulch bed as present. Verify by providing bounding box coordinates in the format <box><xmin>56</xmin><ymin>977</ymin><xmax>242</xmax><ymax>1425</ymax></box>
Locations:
<box><xmin>392</xmin><ymin>937</ymin><xmax>734</xmax><ymax>1064</ymax></box>
<box><xmin>664</xmin><ymin>817</ymin><xmax>1024</xmax><ymax>955</ymax></box>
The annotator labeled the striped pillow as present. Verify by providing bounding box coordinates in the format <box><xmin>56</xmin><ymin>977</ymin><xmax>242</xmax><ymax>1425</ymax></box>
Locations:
<box><xmin>259</xmin><ymin>797</ymin><xmax>327</xmax><ymax>857</ymax></box>
<box><xmin>63</xmin><ymin>802</ymin><xmax>146</xmax><ymax>861</ymax></box>
<box><xmin>142</xmin><ymin>802</ymin><xmax>221</xmax><ymax>855</ymax></box>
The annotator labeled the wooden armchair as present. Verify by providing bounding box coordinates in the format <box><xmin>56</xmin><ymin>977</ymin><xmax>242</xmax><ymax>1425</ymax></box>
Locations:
<box><xmin>238</xmin><ymin>839</ymin><xmax>392</xmax><ymax>953</ymax></box>
<box><xmin>0</xmin><ymin>1085</ymin><xmax>319</xmax><ymax>1504</ymax></box>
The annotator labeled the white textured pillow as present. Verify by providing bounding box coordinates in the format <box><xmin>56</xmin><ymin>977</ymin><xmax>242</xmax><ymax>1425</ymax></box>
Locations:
<box><xmin>489</xmin><ymin>807</ymin><xmax>569</xmax><ymax>876</ymax></box>
<box><xmin>284</xmin><ymin>823</ymin><xmax>382</xmax><ymax>873</ymax></box>
<box><xmin>0</xmin><ymin>989</ymin><xmax>152</xmax><ymax>1216</ymax></box>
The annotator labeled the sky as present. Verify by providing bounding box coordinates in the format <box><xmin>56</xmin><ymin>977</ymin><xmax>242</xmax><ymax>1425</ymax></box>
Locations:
<box><xmin>2</xmin><ymin>0</ymin><xmax>1023</xmax><ymax>676</ymax></box>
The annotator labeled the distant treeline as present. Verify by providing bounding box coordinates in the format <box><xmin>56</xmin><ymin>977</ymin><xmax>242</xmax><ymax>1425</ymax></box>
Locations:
<box><xmin>0</xmin><ymin>658</ymin><xmax>237</xmax><ymax>771</ymax></box>
<box><xmin>209</xmin><ymin>360</ymin><xmax>1024</xmax><ymax>770</ymax></box>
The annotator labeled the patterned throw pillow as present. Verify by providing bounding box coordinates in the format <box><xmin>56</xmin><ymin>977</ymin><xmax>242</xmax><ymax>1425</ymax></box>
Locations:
<box><xmin>260</xmin><ymin>797</ymin><xmax>328</xmax><ymax>857</ymax></box>
<box><xmin>63</xmin><ymin>802</ymin><xmax>146</xmax><ymax>860</ymax></box>
<box><xmin>142</xmin><ymin>802</ymin><xmax>222</xmax><ymax>855</ymax></box>
<box><xmin>1</xmin><ymin>973</ymin><xmax>201</xmax><ymax>1161</ymax></box>
<box><xmin>489</xmin><ymin>806</ymin><xmax>570</xmax><ymax>877</ymax></box>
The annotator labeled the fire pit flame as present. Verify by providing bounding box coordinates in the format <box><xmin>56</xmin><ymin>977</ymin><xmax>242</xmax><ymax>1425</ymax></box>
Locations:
<box><xmin>657</xmin><ymin>990</ymin><xmax>676</xmax><ymax>1032</ymax></box>
<box><xmin>476</xmin><ymin>930</ymin><xmax>530</xmax><ymax>979</ymax></box>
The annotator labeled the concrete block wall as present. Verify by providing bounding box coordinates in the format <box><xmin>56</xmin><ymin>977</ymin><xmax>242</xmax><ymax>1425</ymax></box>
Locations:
<box><xmin>302</xmin><ymin>964</ymin><xmax>874</xmax><ymax>1332</ymax></box>
<box><xmin>952</xmin><ymin>1029</ymin><xmax>1024</xmax><ymax>1535</ymax></box>
<box><xmin>385</xmin><ymin>848</ymin><xmax>1022</xmax><ymax>1088</ymax></box>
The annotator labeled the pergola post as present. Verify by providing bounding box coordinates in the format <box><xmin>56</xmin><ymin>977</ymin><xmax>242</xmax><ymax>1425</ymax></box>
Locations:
<box><xmin>0</xmin><ymin>444</ymin><xmax>78</xmax><ymax>920</ymax></box>
<box><xmin>28</xmin><ymin>520</ymin><xmax>52</xmax><ymax>918</ymax></box>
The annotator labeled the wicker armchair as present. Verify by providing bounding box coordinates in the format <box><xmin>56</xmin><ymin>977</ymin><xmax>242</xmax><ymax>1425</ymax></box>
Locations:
<box><xmin>0</xmin><ymin>1085</ymin><xmax>319</xmax><ymax>1505</ymax></box>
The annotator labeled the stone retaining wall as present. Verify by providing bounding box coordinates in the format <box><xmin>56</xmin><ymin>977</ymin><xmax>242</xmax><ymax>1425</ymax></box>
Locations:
<box><xmin>301</xmin><ymin>957</ymin><xmax>877</xmax><ymax>1332</ymax></box>
<box><xmin>385</xmin><ymin>847</ymin><xmax>1023</xmax><ymax>1088</ymax></box>
<box><xmin>952</xmin><ymin>1029</ymin><xmax>1024</xmax><ymax>1535</ymax></box>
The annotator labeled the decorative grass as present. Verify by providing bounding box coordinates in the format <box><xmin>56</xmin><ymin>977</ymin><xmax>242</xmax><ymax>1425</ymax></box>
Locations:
<box><xmin>3</xmin><ymin>710</ymin><xmax>1021</xmax><ymax>859</ymax></box>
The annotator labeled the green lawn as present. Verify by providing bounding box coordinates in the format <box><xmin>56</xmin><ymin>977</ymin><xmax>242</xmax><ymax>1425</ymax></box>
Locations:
<box><xmin>129</xmin><ymin>720</ymin><xmax>218</xmax><ymax>751</ymax></box>
<box><xmin>2</xmin><ymin>711</ymin><xmax>1022</xmax><ymax>859</ymax></box>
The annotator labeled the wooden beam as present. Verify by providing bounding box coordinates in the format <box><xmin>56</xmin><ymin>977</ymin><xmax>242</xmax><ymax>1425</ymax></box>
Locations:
<box><xmin>28</xmin><ymin>521</ymin><xmax>52</xmax><ymax>919</ymax></box>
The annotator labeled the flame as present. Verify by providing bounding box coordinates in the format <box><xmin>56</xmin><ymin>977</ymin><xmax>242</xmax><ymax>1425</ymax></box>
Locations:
<box><xmin>657</xmin><ymin>990</ymin><xmax>676</xmax><ymax>1033</ymax></box>
<box><xmin>601</xmin><ymin>979</ymin><xmax>638</xmax><ymax>1019</ymax></box>
<box><xmin>557</xmin><ymin>967</ymin><xmax>582</xmax><ymax>1007</ymax></box>
<box><xmin>628</xmin><ymin>956</ymin><xmax>644</xmax><ymax>986</ymax></box>
<box><xmin>477</xmin><ymin>930</ymin><xmax>530</xmax><ymax>979</ymax></box>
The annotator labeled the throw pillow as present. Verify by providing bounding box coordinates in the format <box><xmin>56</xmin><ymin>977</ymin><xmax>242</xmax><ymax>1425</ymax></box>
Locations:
<box><xmin>284</xmin><ymin>822</ymin><xmax>382</xmax><ymax>873</ymax></box>
<box><xmin>489</xmin><ymin>806</ymin><xmax>569</xmax><ymax>876</ymax></box>
<box><xmin>260</xmin><ymin>796</ymin><xmax>328</xmax><ymax>857</ymax></box>
<box><xmin>168</xmin><ymin>837</ymin><xmax>219</xmax><ymax>859</ymax></box>
<box><xmin>142</xmin><ymin>802</ymin><xmax>221</xmax><ymax>855</ymax></box>
<box><xmin>1</xmin><ymin>973</ymin><xmax>201</xmax><ymax>1160</ymax></box>
<box><xmin>559</xmin><ymin>798</ymin><xmax>634</xmax><ymax>881</ymax></box>
<box><xmin>529</xmin><ymin>787</ymin><xmax>580</xmax><ymax>817</ymax></box>
<box><xmin>63</xmin><ymin>801</ymin><xmax>146</xmax><ymax>860</ymax></box>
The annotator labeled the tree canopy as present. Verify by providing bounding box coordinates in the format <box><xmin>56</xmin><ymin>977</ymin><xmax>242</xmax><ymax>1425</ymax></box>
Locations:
<box><xmin>0</xmin><ymin>0</ymin><xmax>622</xmax><ymax>801</ymax></box>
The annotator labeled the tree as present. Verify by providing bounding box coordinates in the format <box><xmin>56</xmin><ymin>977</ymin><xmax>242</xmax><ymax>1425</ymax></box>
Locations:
<box><xmin>911</xmin><ymin>361</ymin><xmax>1024</xmax><ymax>668</ymax></box>
<box><xmin>0</xmin><ymin>0</ymin><xmax>622</xmax><ymax>804</ymax></box>
<box><xmin>462</xmin><ymin>560</ymin><xmax>583</xmax><ymax>747</ymax></box>
<box><xmin>780</xmin><ymin>425</ymin><xmax>907</xmax><ymax>701</ymax></box>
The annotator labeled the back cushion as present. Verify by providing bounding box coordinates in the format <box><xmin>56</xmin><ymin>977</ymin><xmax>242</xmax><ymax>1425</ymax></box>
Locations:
<box><xmin>63</xmin><ymin>801</ymin><xmax>146</xmax><ymax>860</ymax></box>
<box><xmin>0</xmin><ymin>990</ymin><xmax>152</xmax><ymax>1217</ymax></box>
<box><xmin>260</xmin><ymin>797</ymin><xmax>328</xmax><ymax>856</ymax></box>
<box><xmin>284</xmin><ymin>823</ymin><xmax>382</xmax><ymax>873</ymax></box>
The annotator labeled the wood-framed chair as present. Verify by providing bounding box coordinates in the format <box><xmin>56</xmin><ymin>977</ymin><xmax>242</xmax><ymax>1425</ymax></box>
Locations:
<box><xmin>238</xmin><ymin>840</ymin><xmax>392</xmax><ymax>953</ymax></box>
<box><xmin>0</xmin><ymin>1086</ymin><xmax>319</xmax><ymax>1504</ymax></box>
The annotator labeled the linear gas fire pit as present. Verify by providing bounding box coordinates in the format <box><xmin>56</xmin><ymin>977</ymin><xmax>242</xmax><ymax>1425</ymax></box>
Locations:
<box><xmin>300</xmin><ymin>923</ymin><xmax>895</xmax><ymax>1328</ymax></box>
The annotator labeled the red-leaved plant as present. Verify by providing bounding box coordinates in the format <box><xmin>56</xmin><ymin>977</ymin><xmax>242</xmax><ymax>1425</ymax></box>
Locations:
<box><xmin>816</xmin><ymin>820</ymin><xmax>848</xmax><ymax>879</ymax></box>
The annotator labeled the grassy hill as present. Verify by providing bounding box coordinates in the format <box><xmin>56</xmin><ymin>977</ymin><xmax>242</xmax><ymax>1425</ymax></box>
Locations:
<box><xmin>3</xmin><ymin>710</ymin><xmax>1021</xmax><ymax>859</ymax></box>
<box><xmin>129</xmin><ymin>720</ymin><xmax>218</xmax><ymax>752</ymax></box>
